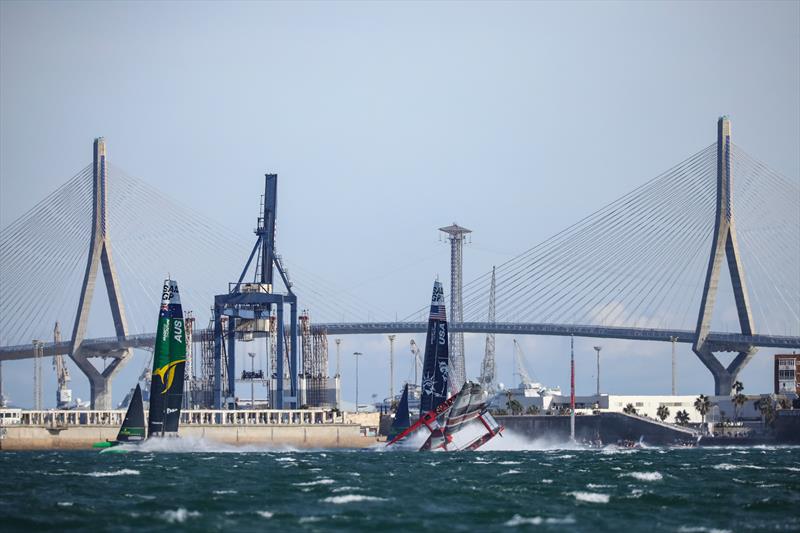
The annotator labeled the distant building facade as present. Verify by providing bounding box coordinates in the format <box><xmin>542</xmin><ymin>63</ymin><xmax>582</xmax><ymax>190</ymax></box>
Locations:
<box><xmin>775</xmin><ymin>354</ymin><xmax>800</xmax><ymax>395</ymax></box>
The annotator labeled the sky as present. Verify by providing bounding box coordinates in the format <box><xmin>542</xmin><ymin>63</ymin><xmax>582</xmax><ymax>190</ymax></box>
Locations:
<box><xmin>1</xmin><ymin>1</ymin><xmax>799</xmax><ymax>409</ymax></box>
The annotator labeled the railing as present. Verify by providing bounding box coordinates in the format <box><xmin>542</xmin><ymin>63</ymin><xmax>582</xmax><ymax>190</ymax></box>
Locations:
<box><xmin>4</xmin><ymin>409</ymin><xmax>348</xmax><ymax>428</ymax></box>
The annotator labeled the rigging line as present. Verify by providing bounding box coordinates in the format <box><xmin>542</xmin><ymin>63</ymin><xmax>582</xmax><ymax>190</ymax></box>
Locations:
<box><xmin>732</xmin><ymin>144</ymin><xmax>800</xmax><ymax>188</ymax></box>
<box><xmin>738</xmin><ymin>230</ymin><xmax>800</xmax><ymax>319</ymax></box>
<box><xmin>732</xmin><ymin>157</ymin><xmax>800</xmax><ymax>217</ymax></box>
<box><xmin>494</xmin><ymin>162</ymin><xmax>714</xmax><ymax>322</ymax></box>
<box><xmin>620</xmin><ymin>197</ymin><xmax>718</xmax><ymax>329</ymax></box>
<box><xmin>460</xmin><ymin>145</ymin><xmax>718</xmax><ymax>302</ymax></box>
<box><xmin>0</xmin><ymin>177</ymin><xmax>93</xmax><ymax>274</ymax></box>
<box><xmin>677</xmin><ymin>226</ymin><xmax>717</xmax><ymax>331</ymax></box>
<box><xmin>0</xmin><ymin>166</ymin><xmax>92</xmax><ymax>247</ymax></box>
<box><xmin>539</xmin><ymin>162</ymin><xmax>717</xmax><ymax>324</ymax></box>
<box><xmin>285</xmin><ymin>260</ymin><xmax>394</xmax><ymax>318</ymax></box>
<box><xmin>282</xmin><ymin>260</ymin><xmax>394</xmax><ymax>320</ymax></box>
<box><xmin>737</xmin><ymin>229</ymin><xmax>800</xmax><ymax>291</ymax></box>
<box><xmin>407</xmin><ymin>147</ymin><xmax>716</xmax><ymax>322</ymax></box>
<box><xmin>733</xmin><ymin>238</ymin><xmax>777</xmax><ymax>337</ymax></box>
<box><xmin>0</xmin><ymin>165</ymin><xmax>92</xmax><ymax>236</ymax></box>
<box><xmin>736</xmin><ymin>237</ymin><xmax>798</xmax><ymax>334</ymax></box>
<box><xmin>48</xmin><ymin>250</ymin><xmax>92</xmax><ymax>340</ymax></box>
<box><xmin>568</xmin><ymin>185</ymin><xmax>715</xmax><ymax>327</ymax></box>
<box><xmin>600</xmin><ymin>167</ymin><xmax>718</xmax><ymax>326</ymax></box>
<box><xmin>109</xmin><ymin>169</ymin><xmax>255</xmax><ymax>249</ymax></box>
<box><xmin>113</xmin><ymin>248</ymin><xmax>164</xmax><ymax>334</ymax></box>
<box><xmin>3</xmin><ymin>200</ymin><xmax>94</xmax><ymax>288</ymax></box>
<box><xmin>484</xmin><ymin>152</ymin><xmax>716</xmax><ymax>312</ymax></box>
<box><xmin>285</xmin><ymin>267</ymin><xmax>392</xmax><ymax>321</ymax></box>
<box><xmin>462</xmin><ymin>168</ymin><xmax>695</xmax><ymax>308</ymax></box>
<box><xmin>1</xmin><ymin>224</ymin><xmax>92</xmax><ymax>331</ymax></box>
<box><xmin>642</xmin><ymin>224</ymin><xmax>715</xmax><ymax>331</ymax></box>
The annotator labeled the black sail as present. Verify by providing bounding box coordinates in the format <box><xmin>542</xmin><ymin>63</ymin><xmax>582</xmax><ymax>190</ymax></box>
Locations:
<box><xmin>388</xmin><ymin>384</ymin><xmax>411</xmax><ymax>441</ymax></box>
<box><xmin>116</xmin><ymin>384</ymin><xmax>146</xmax><ymax>442</ymax></box>
<box><xmin>419</xmin><ymin>280</ymin><xmax>450</xmax><ymax>416</ymax></box>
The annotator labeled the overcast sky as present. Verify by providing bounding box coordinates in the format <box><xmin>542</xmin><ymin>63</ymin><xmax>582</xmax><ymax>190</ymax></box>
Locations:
<box><xmin>1</xmin><ymin>1</ymin><xmax>798</xmax><ymax>408</ymax></box>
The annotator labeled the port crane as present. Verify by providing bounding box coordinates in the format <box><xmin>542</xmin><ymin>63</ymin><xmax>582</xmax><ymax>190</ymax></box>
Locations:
<box><xmin>409</xmin><ymin>339</ymin><xmax>423</xmax><ymax>385</ymax></box>
<box><xmin>512</xmin><ymin>339</ymin><xmax>534</xmax><ymax>387</ymax></box>
<box><xmin>52</xmin><ymin>322</ymin><xmax>72</xmax><ymax>408</ymax></box>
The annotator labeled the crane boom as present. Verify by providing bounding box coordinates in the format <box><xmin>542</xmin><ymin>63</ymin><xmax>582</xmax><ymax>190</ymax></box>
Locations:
<box><xmin>512</xmin><ymin>339</ymin><xmax>533</xmax><ymax>387</ymax></box>
<box><xmin>409</xmin><ymin>339</ymin><xmax>422</xmax><ymax>385</ymax></box>
<box><xmin>53</xmin><ymin>322</ymin><xmax>72</xmax><ymax>408</ymax></box>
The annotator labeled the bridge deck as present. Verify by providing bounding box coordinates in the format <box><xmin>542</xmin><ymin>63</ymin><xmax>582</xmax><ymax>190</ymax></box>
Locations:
<box><xmin>1</xmin><ymin>322</ymin><xmax>797</xmax><ymax>361</ymax></box>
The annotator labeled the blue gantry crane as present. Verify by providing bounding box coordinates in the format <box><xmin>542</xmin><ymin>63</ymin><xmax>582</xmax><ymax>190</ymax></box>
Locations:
<box><xmin>212</xmin><ymin>174</ymin><xmax>299</xmax><ymax>409</ymax></box>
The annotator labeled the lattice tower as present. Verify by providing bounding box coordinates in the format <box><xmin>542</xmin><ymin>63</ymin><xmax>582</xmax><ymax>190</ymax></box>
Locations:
<box><xmin>479</xmin><ymin>266</ymin><xmax>497</xmax><ymax>395</ymax></box>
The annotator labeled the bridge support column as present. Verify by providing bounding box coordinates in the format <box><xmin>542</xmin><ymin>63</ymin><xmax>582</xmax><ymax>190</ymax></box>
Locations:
<box><xmin>695</xmin><ymin>346</ymin><xmax>757</xmax><ymax>396</ymax></box>
<box><xmin>692</xmin><ymin>117</ymin><xmax>756</xmax><ymax>396</ymax></box>
<box><xmin>70</xmin><ymin>138</ymin><xmax>132</xmax><ymax>409</ymax></box>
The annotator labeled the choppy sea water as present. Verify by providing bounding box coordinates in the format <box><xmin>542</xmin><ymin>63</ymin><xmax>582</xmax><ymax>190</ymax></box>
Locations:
<box><xmin>1</xmin><ymin>438</ymin><xmax>798</xmax><ymax>532</ymax></box>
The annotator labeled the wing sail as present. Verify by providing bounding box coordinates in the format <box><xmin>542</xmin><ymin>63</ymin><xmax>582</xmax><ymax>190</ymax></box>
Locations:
<box><xmin>116</xmin><ymin>384</ymin><xmax>146</xmax><ymax>442</ymax></box>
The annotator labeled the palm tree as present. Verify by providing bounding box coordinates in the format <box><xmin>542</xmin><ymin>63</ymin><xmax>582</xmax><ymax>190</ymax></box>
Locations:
<box><xmin>694</xmin><ymin>394</ymin><xmax>711</xmax><ymax>429</ymax></box>
<box><xmin>674</xmin><ymin>410</ymin><xmax>690</xmax><ymax>426</ymax></box>
<box><xmin>754</xmin><ymin>397</ymin><xmax>776</xmax><ymax>428</ymax></box>
<box><xmin>525</xmin><ymin>405</ymin><xmax>540</xmax><ymax>415</ymax></box>
<box><xmin>733</xmin><ymin>392</ymin><xmax>747</xmax><ymax>422</ymax></box>
<box><xmin>622</xmin><ymin>403</ymin><xmax>637</xmax><ymax>415</ymax></box>
<box><xmin>507</xmin><ymin>399</ymin><xmax>524</xmax><ymax>415</ymax></box>
<box><xmin>656</xmin><ymin>405</ymin><xmax>670</xmax><ymax>422</ymax></box>
<box><xmin>733</xmin><ymin>381</ymin><xmax>744</xmax><ymax>395</ymax></box>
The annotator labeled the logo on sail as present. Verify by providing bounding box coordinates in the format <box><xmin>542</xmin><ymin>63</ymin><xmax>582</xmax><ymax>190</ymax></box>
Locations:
<box><xmin>153</xmin><ymin>359</ymin><xmax>186</xmax><ymax>394</ymax></box>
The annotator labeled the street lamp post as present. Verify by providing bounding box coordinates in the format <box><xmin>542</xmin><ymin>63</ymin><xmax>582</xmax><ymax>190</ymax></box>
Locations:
<box><xmin>593</xmin><ymin>346</ymin><xmax>602</xmax><ymax>397</ymax></box>
<box><xmin>353</xmin><ymin>352</ymin><xmax>362</xmax><ymax>412</ymax></box>
<box><xmin>670</xmin><ymin>336</ymin><xmax>678</xmax><ymax>395</ymax></box>
<box><xmin>388</xmin><ymin>335</ymin><xmax>396</xmax><ymax>402</ymax></box>
<box><xmin>248</xmin><ymin>352</ymin><xmax>256</xmax><ymax>409</ymax></box>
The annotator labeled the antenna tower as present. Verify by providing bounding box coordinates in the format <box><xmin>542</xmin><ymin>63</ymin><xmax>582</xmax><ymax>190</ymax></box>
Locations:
<box><xmin>439</xmin><ymin>223</ymin><xmax>471</xmax><ymax>394</ymax></box>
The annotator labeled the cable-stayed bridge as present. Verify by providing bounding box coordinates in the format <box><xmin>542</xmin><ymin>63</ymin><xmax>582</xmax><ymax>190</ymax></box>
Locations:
<box><xmin>1</xmin><ymin>117</ymin><xmax>798</xmax><ymax>407</ymax></box>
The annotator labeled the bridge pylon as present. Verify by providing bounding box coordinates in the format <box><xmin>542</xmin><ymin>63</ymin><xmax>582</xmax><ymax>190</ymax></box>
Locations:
<box><xmin>692</xmin><ymin>117</ymin><xmax>756</xmax><ymax>395</ymax></box>
<box><xmin>69</xmin><ymin>138</ymin><xmax>131</xmax><ymax>409</ymax></box>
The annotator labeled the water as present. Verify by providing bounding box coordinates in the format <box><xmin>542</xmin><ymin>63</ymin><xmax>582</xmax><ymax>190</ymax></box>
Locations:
<box><xmin>1</xmin><ymin>439</ymin><xmax>798</xmax><ymax>532</ymax></box>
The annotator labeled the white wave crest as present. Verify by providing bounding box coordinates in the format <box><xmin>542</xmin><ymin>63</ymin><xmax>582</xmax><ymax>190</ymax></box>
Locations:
<box><xmin>160</xmin><ymin>508</ymin><xmax>200</xmax><ymax>523</ymax></box>
<box><xmin>623</xmin><ymin>471</ymin><xmax>663</xmax><ymax>481</ymax></box>
<box><xmin>678</xmin><ymin>527</ymin><xmax>732</xmax><ymax>533</ymax></box>
<box><xmin>294</xmin><ymin>478</ymin><xmax>335</xmax><ymax>487</ymax></box>
<box><xmin>501</xmin><ymin>469</ymin><xmax>522</xmax><ymax>475</ymax></box>
<box><xmin>57</xmin><ymin>501</ymin><xmax>73</xmax><ymax>507</ymax></box>
<box><xmin>85</xmin><ymin>469</ymin><xmax>140</xmax><ymax>477</ymax></box>
<box><xmin>323</xmin><ymin>494</ymin><xmax>388</xmax><ymax>504</ymax></box>
<box><xmin>713</xmin><ymin>463</ymin><xmax>765</xmax><ymax>471</ymax></box>
<box><xmin>256</xmin><ymin>511</ymin><xmax>274</xmax><ymax>519</ymax></box>
<box><xmin>569</xmin><ymin>491</ymin><xmax>610</xmax><ymax>504</ymax></box>
<box><xmin>213</xmin><ymin>490</ymin><xmax>237</xmax><ymax>495</ymax></box>
<box><xmin>504</xmin><ymin>514</ymin><xmax>576</xmax><ymax>526</ymax></box>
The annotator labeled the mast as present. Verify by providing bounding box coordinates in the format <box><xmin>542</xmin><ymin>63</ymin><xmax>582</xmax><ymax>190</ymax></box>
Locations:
<box><xmin>570</xmin><ymin>335</ymin><xmax>576</xmax><ymax>442</ymax></box>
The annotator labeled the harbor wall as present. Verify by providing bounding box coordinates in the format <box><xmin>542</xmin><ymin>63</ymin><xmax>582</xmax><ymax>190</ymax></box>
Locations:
<box><xmin>0</xmin><ymin>409</ymin><xmax>384</xmax><ymax>450</ymax></box>
<box><xmin>0</xmin><ymin>424</ymin><xmax>381</xmax><ymax>450</ymax></box>
<box><xmin>497</xmin><ymin>412</ymin><xmax>699</xmax><ymax>445</ymax></box>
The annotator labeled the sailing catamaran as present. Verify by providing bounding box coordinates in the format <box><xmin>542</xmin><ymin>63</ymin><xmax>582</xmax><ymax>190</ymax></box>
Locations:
<box><xmin>92</xmin><ymin>279</ymin><xmax>187</xmax><ymax>449</ymax></box>
<box><xmin>387</xmin><ymin>280</ymin><xmax>503</xmax><ymax>451</ymax></box>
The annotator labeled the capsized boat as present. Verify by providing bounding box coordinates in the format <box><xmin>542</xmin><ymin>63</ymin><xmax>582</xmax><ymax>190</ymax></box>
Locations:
<box><xmin>386</xmin><ymin>280</ymin><xmax>503</xmax><ymax>451</ymax></box>
<box><xmin>92</xmin><ymin>279</ymin><xmax>187</xmax><ymax>449</ymax></box>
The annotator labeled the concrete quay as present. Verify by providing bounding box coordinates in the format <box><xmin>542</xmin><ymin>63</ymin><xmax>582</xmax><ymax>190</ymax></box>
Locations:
<box><xmin>0</xmin><ymin>409</ymin><xmax>383</xmax><ymax>450</ymax></box>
